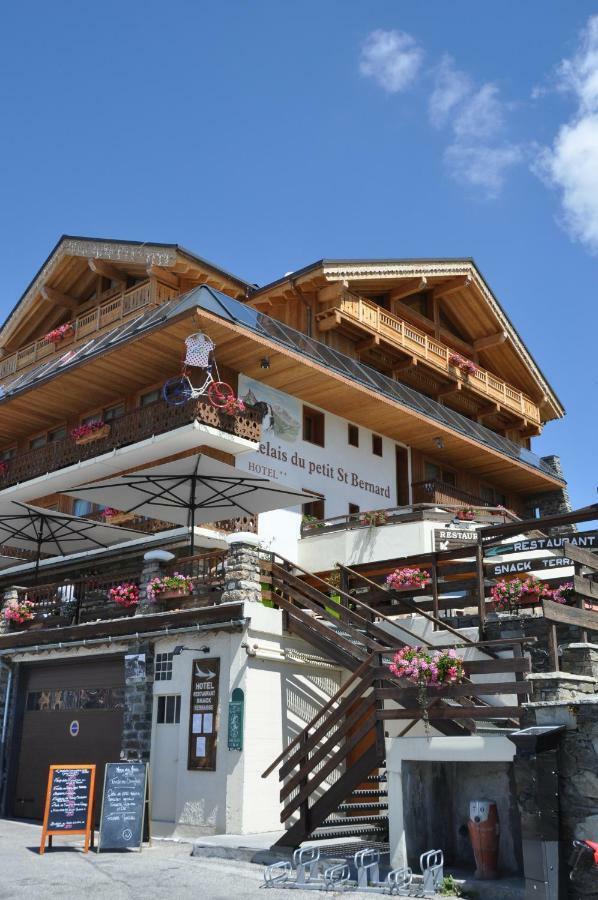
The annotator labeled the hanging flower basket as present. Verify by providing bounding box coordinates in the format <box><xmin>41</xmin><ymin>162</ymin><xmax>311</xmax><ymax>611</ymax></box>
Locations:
<box><xmin>147</xmin><ymin>573</ymin><xmax>193</xmax><ymax>602</ymax></box>
<box><xmin>386</xmin><ymin>567</ymin><xmax>431</xmax><ymax>591</ymax></box>
<box><xmin>552</xmin><ymin>582</ymin><xmax>575</xmax><ymax>606</ymax></box>
<box><xmin>108</xmin><ymin>582</ymin><xmax>140</xmax><ymax>608</ymax></box>
<box><xmin>0</xmin><ymin>461</ymin><xmax>9</xmax><ymax>478</ymax></box>
<box><xmin>490</xmin><ymin>575</ymin><xmax>554</xmax><ymax>613</ymax></box>
<box><xmin>44</xmin><ymin>323</ymin><xmax>74</xmax><ymax>344</ymax></box>
<box><xmin>71</xmin><ymin>420</ymin><xmax>110</xmax><ymax>445</ymax></box>
<box><xmin>3</xmin><ymin>597</ymin><xmax>35</xmax><ymax>626</ymax></box>
<box><xmin>389</xmin><ymin>645</ymin><xmax>465</xmax><ymax>727</ymax></box>
<box><xmin>456</xmin><ymin>507</ymin><xmax>476</xmax><ymax>521</ymax></box>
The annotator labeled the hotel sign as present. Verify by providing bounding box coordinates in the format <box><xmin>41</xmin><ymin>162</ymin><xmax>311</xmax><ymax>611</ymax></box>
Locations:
<box><xmin>188</xmin><ymin>658</ymin><xmax>220</xmax><ymax>771</ymax></box>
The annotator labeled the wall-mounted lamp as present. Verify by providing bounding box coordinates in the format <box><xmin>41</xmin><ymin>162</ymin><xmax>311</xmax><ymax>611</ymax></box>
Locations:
<box><xmin>260</xmin><ymin>357</ymin><xmax>270</xmax><ymax>370</ymax></box>
<box><xmin>434</xmin><ymin>437</ymin><xmax>445</xmax><ymax>450</ymax></box>
<box><xmin>173</xmin><ymin>645</ymin><xmax>210</xmax><ymax>656</ymax></box>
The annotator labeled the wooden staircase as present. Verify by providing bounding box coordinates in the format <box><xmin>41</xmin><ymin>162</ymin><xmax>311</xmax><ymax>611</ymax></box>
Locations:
<box><xmin>261</xmin><ymin>554</ymin><xmax>530</xmax><ymax>850</ymax></box>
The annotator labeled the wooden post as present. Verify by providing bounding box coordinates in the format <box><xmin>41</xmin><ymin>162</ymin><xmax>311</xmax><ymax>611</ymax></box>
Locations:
<box><xmin>475</xmin><ymin>537</ymin><xmax>487</xmax><ymax>636</ymax></box>
<box><xmin>574</xmin><ymin>562</ymin><xmax>588</xmax><ymax>643</ymax></box>
<box><xmin>431</xmin><ymin>557</ymin><xmax>439</xmax><ymax>630</ymax></box>
<box><xmin>298</xmin><ymin>730</ymin><xmax>310</xmax><ymax>837</ymax></box>
<box><xmin>547</xmin><ymin>623</ymin><xmax>559</xmax><ymax>672</ymax></box>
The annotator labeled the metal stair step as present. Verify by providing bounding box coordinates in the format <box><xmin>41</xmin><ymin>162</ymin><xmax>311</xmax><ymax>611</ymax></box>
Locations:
<box><xmin>311</xmin><ymin>822</ymin><xmax>389</xmax><ymax>840</ymax></box>
<box><xmin>337</xmin><ymin>801</ymin><xmax>388</xmax><ymax>813</ymax></box>
<box><xmin>350</xmin><ymin>788</ymin><xmax>388</xmax><ymax>799</ymax></box>
<box><xmin>365</xmin><ymin>772</ymin><xmax>387</xmax><ymax>783</ymax></box>
<box><xmin>322</xmin><ymin>815</ymin><xmax>389</xmax><ymax>828</ymax></box>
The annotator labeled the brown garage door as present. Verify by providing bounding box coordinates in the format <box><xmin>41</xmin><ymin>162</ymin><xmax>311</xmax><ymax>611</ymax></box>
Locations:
<box><xmin>13</xmin><ymin>654</ymin><xmax>124</xmax><ymax>821</ymax></box>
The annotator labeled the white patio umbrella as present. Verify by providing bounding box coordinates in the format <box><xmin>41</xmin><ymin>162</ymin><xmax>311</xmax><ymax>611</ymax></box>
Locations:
<box><xmin>64</xmin><ymin>453</ymin><xmax>315</xmax><ymax>553</ymax></box>
<box><xmin>0</xmin><ymin>501</ymin><xmax>144</xmax><ymax>579</ymax></box>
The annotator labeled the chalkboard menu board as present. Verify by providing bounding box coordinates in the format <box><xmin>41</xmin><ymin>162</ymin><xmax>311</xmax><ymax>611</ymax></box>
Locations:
<box><xmin>40</xmin><ymin>764</ymin><xmax>96</xmax><ymax>854</ymax></box>
<box><xmin>188</xmin><ymin>657</ymin><xmax>220</xmax><ymax>771</ymax></box>
<box><xmin>98</xmin><ymin>762</ymin><xmax>149</xmax><ymax>851</ymax></box>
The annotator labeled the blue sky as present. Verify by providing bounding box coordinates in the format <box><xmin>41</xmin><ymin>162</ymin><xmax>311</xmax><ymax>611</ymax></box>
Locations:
<box><xmin>0</xmin><ymin>1</ymin><xmax>596</xmax><ymax>508</ymax></box>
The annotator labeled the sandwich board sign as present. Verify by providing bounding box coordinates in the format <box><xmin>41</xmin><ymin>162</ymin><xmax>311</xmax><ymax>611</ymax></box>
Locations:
<box><xmin>98</xmin><ymin>762</ymin><xmax>150</xmax><ymax>852</ymax></box>
<box><xmin>39</xmin><ymin>764</ymin><xmax>96</xmax><ymax>854</ymax></box>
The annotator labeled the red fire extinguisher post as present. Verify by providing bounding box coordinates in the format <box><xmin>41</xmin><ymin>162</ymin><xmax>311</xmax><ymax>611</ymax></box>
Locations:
<box><xmin>468</xmin><ymin>800</ymin><xmax>500</xmax><ymax>879</ymax></box>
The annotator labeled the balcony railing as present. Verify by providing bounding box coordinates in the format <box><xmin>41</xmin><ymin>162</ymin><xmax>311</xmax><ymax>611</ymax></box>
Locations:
<box><xmin>411</xmin><ymin>479</ymin><xmax>505</xmax><ymax>509</ymax></box>
<box><xmin>316</xmin><ymin>295</ymin><xmax>541</xmax><ymax>424</ymax></box>
<box><xmin>0</xmin><ymin>280</ymin><xmax>176</xmax><ymax>381</ymax></box>
<box><xmin>0</xmin><ymin>397</ymin><xmax>262</xmax><ymax>489</ymax></box>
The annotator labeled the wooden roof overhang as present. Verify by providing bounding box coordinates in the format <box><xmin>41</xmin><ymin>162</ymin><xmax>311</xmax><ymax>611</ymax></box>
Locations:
<box><xmin>0</xmin><ymin>602</ymin><xmax>246</xmax><ymax>653</ymax></box>
<box><xmin>250</xmin><ymin>259</ymin><xmax>564</xmax><ymax>423</ymax></box>
<box><xmin>1</xmin><ymin>235</ymin><xmax>250</xmax><ymax>352</ymax></box>
<box><xmin>0</xmin><ymin>294</ymin><xmax>563</xmax><ymax>495</ymax></box>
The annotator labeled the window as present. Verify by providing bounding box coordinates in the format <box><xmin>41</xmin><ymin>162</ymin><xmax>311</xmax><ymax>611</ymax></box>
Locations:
<box><xmin>0</xmin><ymin>447</ymin><xmax>16</xmax><ymax>462</ymax></box>
<box><xmin>303</xmin><ymin>497</ymin><xmax>325</xmax><ymax>521</ymax></box>
<box><xmin>139</xmin><ymin>389</ymin><xmax>160</xmax><ymax>408</ymax></box>
<box><xmin>348</xmin><ymin>503</ymin><xmax>360</xmax><ymax>516</ymax></box>
<box><xmin>156</xmin><ymin>694</ymin><xmax>181</xmax><ymax>724</ymax></box>
<box><xmin>303</xmin><ymin>406</ymin><xmax>325</xmax><ymax>447</ymax></box>
<box><xmin>400</xmin><ymin>292</ymin><xmax>430</xmax><ymax>318</ymax></box>
<box><xmin>424</xmin><ymin>461</ymin><xmax>456</xmax><ymax>486</ymax></box>
<box><xmin>73</xmin><ymin>499</ymin><xmax>93</xmax><ymax>517</ymax></box>
<box><xmin>480</xmin><ymin>485</ymin><xmax>508</xmax><ymax>507</ymax></box>
<box><xmin>103</xmin><ymin>403</ymin><xmax>125</xmax><ymax>422</ymax></box>
<box><xmin>372</xmin><ymin>434</ymin><xmax>383</xmax><ymax>457</ymax></box>
<box><xmin>348</xmin><ymin>424</ymin><xmax>359</xmax><ymax>447</ymax></box>
<box><xmin>29</xmin><ymin>425</ymin><xmax>66</xmax><ymax>450</ymax></box>
<box><xmin>155</xmin><ymin>652</ymin><xmax>174</xmax><ymax>681</ymax></box>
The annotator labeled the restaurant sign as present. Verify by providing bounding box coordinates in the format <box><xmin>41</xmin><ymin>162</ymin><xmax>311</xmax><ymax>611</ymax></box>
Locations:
<box><xmin>188</xmin><ymin>658</ymin><xmax>220</xmax><ymax>771</ymax></box>
<box><xmin>485</xmin><ymin>530</ymin><xmax>598</xmax><ymax>558</ymax></box>
<box><xmin>485</xmin><ymin>555</ymin><xmax>574</xmax><ymax>578</ymax></box>
<box><xmin>434</xmin><ymin>527</ymin><xmax>478</xmax><ymax>552</ymax></box>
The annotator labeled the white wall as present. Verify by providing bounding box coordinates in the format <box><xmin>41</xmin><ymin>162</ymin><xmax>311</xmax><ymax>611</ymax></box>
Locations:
<box><xmin>237</xmin><ymin>374</ymin><xmax>408</xmax><ymax>561</ymax></box>
<box><xmin>297</xmin><ymin>519</ymin><xmax>438</xmax><ymax>571</ymax></box>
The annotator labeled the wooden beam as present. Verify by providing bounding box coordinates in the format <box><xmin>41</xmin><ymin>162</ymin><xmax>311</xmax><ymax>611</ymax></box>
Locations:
<box><xmin>437</xmin><ymin>383</ymin><xmax>462</xmax><ymax>399</ymax></box>
<box><xmin>392</xmin><ymin>358</ymin><xmax>418</xmax><ymax>375</ymax></box>
<box><xmin>473</xmin><ymin>331</ymin><xmax>508</xmax><ymax>352</ymax></box>
<box><xmin>147</xmin><ymin>266</ymin><xmax>179</xmax><ymax>289</ymax></box>
<box><xmin>388</xmin><ymin>278</ymin><xmax>426</xmax><ymax>303</ymax></box>
<box><xmin>88</xmin><ymin>258</ymin><xmax>127</xmax><ymax>284</ymax></box>
<box><xmin>40</xmin><ymin>286</ymin><xmax>79</xmax><ymax>311</ymax></box>
<box><xmin>543</xmin><ymin>596</ymin><xmax>598</xmax><ymax>627</ymax></box>
<box><xmin>553</xmin><ymin>545</ymin><xmax>598</xmax><ymax>570</ymax></box>
<box><xmin>432</xmin><ymin>275</ymin><xmax>471</xmax><ymax>299</ymax></box>
<box><xmin>476</xmin><ymin>402</ymin><xmax>501</xmax><ymax>422</ymax></box>
<box><xmin>317</xmin><ymin>281</ymin><xmax>348</xmax><ymax>304</ymax></box>
<box><xmin>316</xmin><ymin>311</ymin><xmax>341</xmax><ymax>332</ymax></box>
<box><xmin>356</xmin><ymin>336</ymin><xmax>380</xmax><ymax>353</ymax></box>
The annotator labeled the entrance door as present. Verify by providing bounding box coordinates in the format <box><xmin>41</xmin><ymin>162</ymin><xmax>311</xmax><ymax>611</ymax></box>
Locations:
<box><xmin>396</xmin><ymin>446</ymin><xmax>410</xmax><ymax>506</ymax></box>
<box><xmin>13</xmin><ymin>655</ymin><xmax>124</xmax><ymax>821</ymax></box>
<box><xmin>151</xmin><ymin>694</ymin><xmax>181</xmax><ymax>822</ymax></box>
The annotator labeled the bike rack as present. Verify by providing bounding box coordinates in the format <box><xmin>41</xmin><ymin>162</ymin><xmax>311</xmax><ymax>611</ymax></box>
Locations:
<box><xmin>263</xmin><ymin>845</ymin><xmax>441</xmax><ymax>895</ymax></box>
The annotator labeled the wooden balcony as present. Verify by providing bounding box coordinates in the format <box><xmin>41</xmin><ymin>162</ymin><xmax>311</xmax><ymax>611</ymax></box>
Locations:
<box><xmin>316</xmin><ymin>295</ymin><xmax>541</xmax><ymax>425</ymax></box>
<box><xmin>411</xmin><ymin>478</ymin><xmax>504</xmax><ymax>509</ymax></box>
<box><xmin>0</xmin><ymin>397</ymin><xmax>262</xmax><ymax>490</ymax></box>
<box><xmin>0</xmin><ymin>280</ymin><xmax>176</xmax><ymax>381</ymax></box>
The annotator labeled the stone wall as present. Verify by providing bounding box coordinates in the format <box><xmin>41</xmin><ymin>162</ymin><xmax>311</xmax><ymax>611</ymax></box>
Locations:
<box><xmin>517</xmin><ymin>698</ymin><xmax>598</xmax><ymax>898</ymax></box>
<box><xmin>220</xmin><ymin>536</ymin><xmax>261</xmax><ymax>604</ymax></box>
<box><xmin>121</xmin><ymin>640</ymin><xmax>154</xmax><ymax>762</ymax></box>
<box><xmin>522</xmin><ymin>455</ymin><xmax>573</xmax><ymax>528</ymax></box>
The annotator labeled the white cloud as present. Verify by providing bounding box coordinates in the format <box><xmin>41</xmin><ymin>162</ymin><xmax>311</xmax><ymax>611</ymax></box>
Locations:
<box><xmin>538</xmin><ymin>16</ymin><xmax>598</xmax><ymax>250</ymax></box>
<box><xmin>445</xmin><ymin>143</ymin><xmax>523</xmax><ymax>199</ymax></box>
<box><xmin>359</xmin><ymin>29</ymin><xmax>423</xmax><ymax>94</ymax></box>
<box><xmin>429</xmin><ymin>55</ymin><xmax>472</xmax><ymax>127</ymax></box>
<box><xmin>453</xmin><ymin>83</ymin><xmax>505</xmax><ymax>141</ymax></box>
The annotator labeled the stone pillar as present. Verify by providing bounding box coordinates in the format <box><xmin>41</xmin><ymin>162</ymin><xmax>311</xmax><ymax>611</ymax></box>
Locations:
<box><xmin>562</xmin><ymin>643</ymin><xmax>598</xmax><ymax>679</ymax></box>
<box><xmin>121</xmin><ymin>640</ymin><xmax>154</xmax><ymax>763</ymax></box>
<box><xmin>220</xmin><ymin>532</ymin><xmax>262</xmax><ymax>604</ymax></box>
<box><xmin>527</xmin><ymin>671</ymin><xmax>596</xmax><ymax>703</ymax></box>
<box><xmin>522</xmin><ymin>455</ymin><xmax>573</xmax><ymax>532</ymax></box>
<box><xmin>0</xmin><ymin>588</ymin><xmax>18</xmax><ymax>636</ymax></box>
<box><xmin>137</xmin><ymin>550</ymin><xmax>175</xmax><ymax>615</ymax></box>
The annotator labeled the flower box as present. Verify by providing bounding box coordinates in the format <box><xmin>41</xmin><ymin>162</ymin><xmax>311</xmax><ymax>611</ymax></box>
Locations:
<box><xmin>456</xmin><ymin>508</ymin><xmax>476</xmax><ymax>521</ymax></box>
<box><xmin>45</xmin><ymin>323</ymin><xmax>74</xmax><ymax>344</ymax></box>
<box><xmin>74</xmin><ymin>424</ymin><xmax>111</xmax><ymax>445</ymax></box>
<box><xmin>103</xmin><ymin>510</ymin><xmax>134</xmax><ymax>525</ymax></box>
<box><xmin>147</xmin><ymin>572</ymin><xmax>194</xmax><ymax>603</ymax></box>
<box><xmin>154</xmin><ymin>589</ymin><xmax>191</xmax><ymax>602</ymax></box>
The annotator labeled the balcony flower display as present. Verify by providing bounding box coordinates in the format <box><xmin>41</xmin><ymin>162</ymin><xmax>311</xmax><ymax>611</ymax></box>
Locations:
<box><xmin>108</xmin><ymin>582</ymin><xmax>140</xmax><ymax>608</ymax></box>
<box><xmin>44</xmin><ymin>323</ymin><xmax>74</xmax><ymax>343</ymax></box>
<box><xmin>360</xmin><ymin>510</ymin><xmax>388</xmax><ymax>527</ymax></box>
<box><xmin>70</xmin><ymin>419</ymin><xmax>110</xmax><ymax>444</ymax></box>
<box><xmin>552</xmin><ymin>582</ymin><xmax>575</xmax><ymax>605</ymax></box>
<box><xmin>222</xmin><ymin>396</ymin><xmax>246</xmax><ymax>415</ymax></box>
<box><xmin>147</xmin><ymin>572</ymin><xmax>193</xmax><ymax>602</ymax></box>
<box><xmin>0</xmin><ymin>461</ymin><xmax>9</xmax><ymax>477</ymax></box>
<box><xmin>490</xmin><ymin>575</ymin><xmax>553</xmax><ymax>613</ymax></box>
<box><xmin>386</xmin><ymin>567</ymin><xmax>431</xmax><ymax>591</ymax></box>
<box><xmin>449</xmin><ymin>352</ymin><xmax>477</xmax><ymax>375</ymax></box>
<box><xmin>456</xmin><ymin>507</ymin><xmax>476</xmax><ymax>521</ymax></box>
<box><xmin>101</xmin><ymin>508</ymin><xmax>119</xmax><ymax>519</ymax></box>
<box><xmin>3</xmin><ymin>597</ymin><xmax>35</xmax><ymax>625</ymax></box>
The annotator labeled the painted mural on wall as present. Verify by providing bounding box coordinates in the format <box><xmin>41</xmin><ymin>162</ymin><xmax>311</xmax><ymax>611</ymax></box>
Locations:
<box><xmin>238</xmin><ymin>375</ymin><xmax>396</xmax><ymax>517</ymax></box>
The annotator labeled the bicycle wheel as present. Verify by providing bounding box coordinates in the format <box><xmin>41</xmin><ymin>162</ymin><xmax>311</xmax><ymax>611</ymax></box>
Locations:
<box><xmin>207</xmin><ymin>381</ymin><xmax>235</xmax><ymax>408</ymax></box>
<box><xmin>162</xmin><ymin>376</ymin><xmax>194</xmax><ymax>406</ymax></box>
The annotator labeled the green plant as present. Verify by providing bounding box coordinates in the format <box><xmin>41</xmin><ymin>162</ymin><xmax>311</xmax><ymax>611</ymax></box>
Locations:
<box><xmin>439</xmin><ymin>874</ymin><xmax>468</xmax><ymax>897</ymax></box>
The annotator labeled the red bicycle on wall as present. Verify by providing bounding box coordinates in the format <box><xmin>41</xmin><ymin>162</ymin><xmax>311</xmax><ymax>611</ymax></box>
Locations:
<box><xmin>162</xmin><ymin>332</ymin><xmax>235</xmax><ymax>408</ymax></box>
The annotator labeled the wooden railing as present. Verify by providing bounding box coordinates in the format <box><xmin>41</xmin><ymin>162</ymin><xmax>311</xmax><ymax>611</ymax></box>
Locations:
<box><xmin>317</xmin><ymin>295</ymin><xmax>541</xmax><ymax>424</ymax></box>
<box><xmin>411</xmin><ymin>479</ymin><xmax>509</xmax><ymax>510</ymax></box>
<box><xmin>16</xmin><ymin>573</ymin><xmax>141</xmax><ymax>626</ymax></box>
<box><xmin>0</xmin><ymin>397</ymin><xmax>262</xmax><ymax>489</ymax></box>
<box><xmin>0</xmin><ymin>280</ymin><xmax>176</xmax><ymax>380</ymax></box>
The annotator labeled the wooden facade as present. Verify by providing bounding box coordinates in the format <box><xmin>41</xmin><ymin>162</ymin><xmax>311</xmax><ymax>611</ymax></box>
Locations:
<box><xmin>0</xmin><ymin>237</ymin><xmax>567</xmax><ymax>524</ymax></box>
